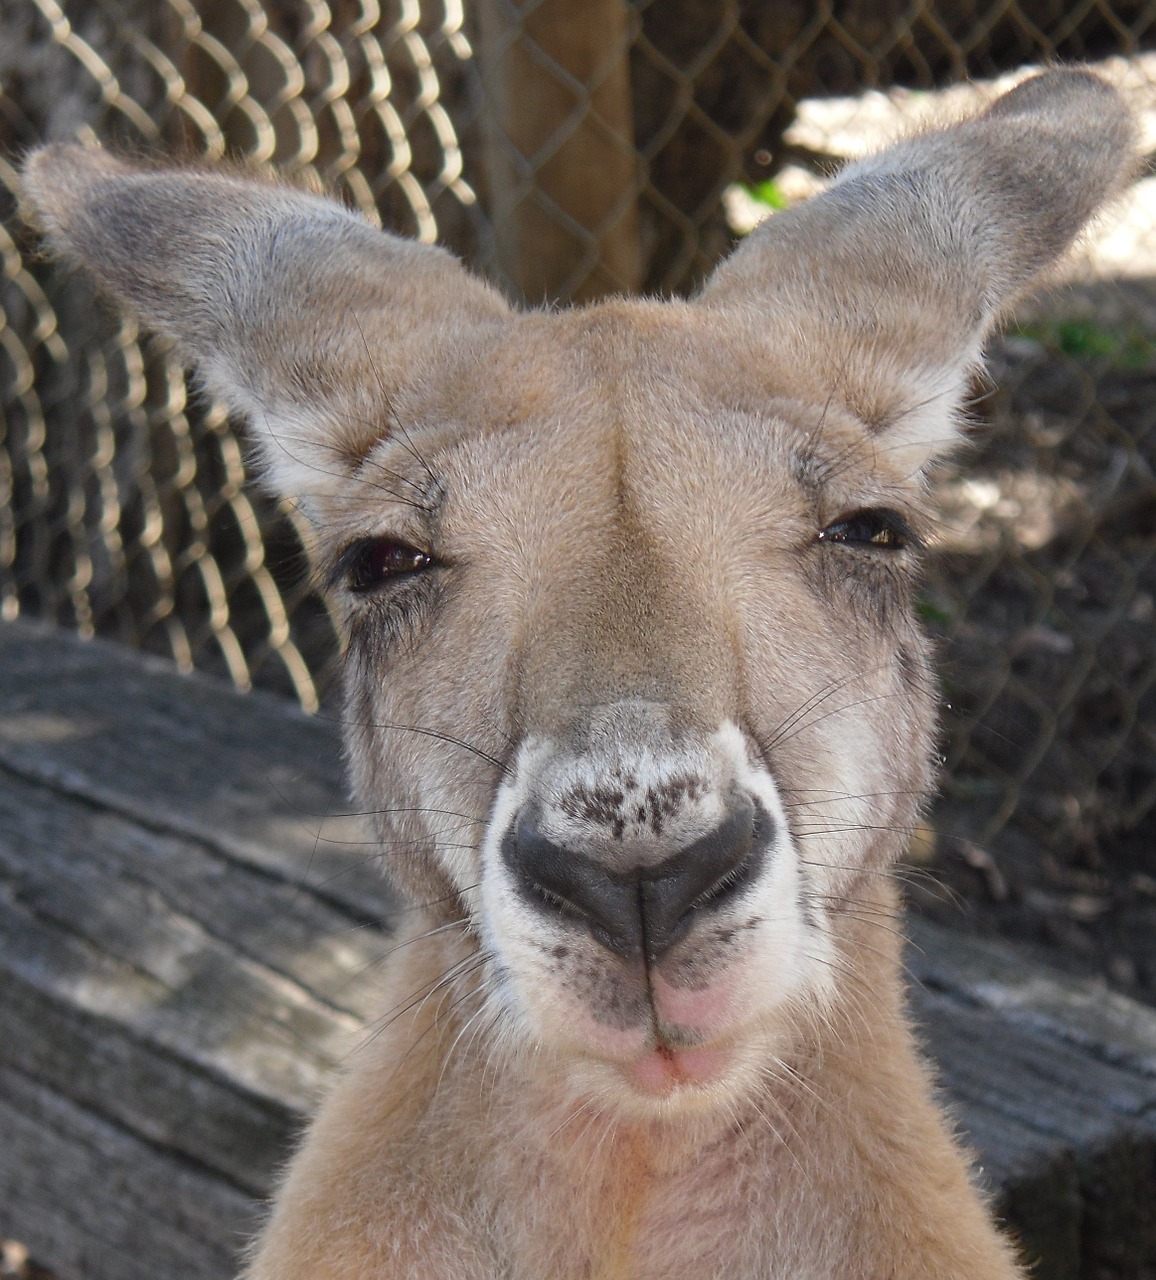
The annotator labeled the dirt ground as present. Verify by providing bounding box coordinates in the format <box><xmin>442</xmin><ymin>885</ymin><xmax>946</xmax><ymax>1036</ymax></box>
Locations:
<box><xmin>908</xmin><ymin>302</ymin><xmax>1156</xmax><ymax>1009</ymax></box>
<box><xmin>912</xmin><ymin>803</ymin><xmax>1156</xmax><ymax>1005</ymax></box>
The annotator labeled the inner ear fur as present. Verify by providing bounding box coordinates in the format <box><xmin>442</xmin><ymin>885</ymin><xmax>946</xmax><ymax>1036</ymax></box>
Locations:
<box><xmin>699</xmin><ymin>69</ymin><xmax>1138</xmax><ymax>471</ymax></box>
<box><xmin>20</xmin><ymin>145</ymin><xmax>512</xmax><ymax>500</ymax></box>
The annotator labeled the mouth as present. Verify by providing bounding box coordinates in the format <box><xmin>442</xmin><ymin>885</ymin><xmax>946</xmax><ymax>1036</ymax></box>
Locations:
<box><xmin>478</xmin><ymin>719</ymin><xmax>834</xmax><ymax>1112</ymax></box>
<box><xmin>542</xmin><ymin>994</ymin><xmax>747</xmax><ymax>1108</ymax></box>
<box><xmin>621</xmin><ymin>1040</ymin><xmax>733</xmax><ymax>1097</ymax></box>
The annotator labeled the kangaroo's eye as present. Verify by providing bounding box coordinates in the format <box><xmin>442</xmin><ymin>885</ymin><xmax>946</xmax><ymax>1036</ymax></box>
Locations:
<box><xmin>341</xmin><ymin>538</ymin><xmax>434</xmax><ymax>592</ymax></box>
<box><xmin>818</xmin><ymin>508</ymin><xmax>915</xmax><ymax>551</ymax></box>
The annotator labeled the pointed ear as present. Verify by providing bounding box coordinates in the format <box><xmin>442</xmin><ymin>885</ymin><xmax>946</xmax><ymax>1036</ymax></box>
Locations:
<box><xmin>20</xmin><ymin>145</ymin><xmax>511</xmax><ymax>501</ymax></box>
<box><xmin>699</xmin><ymin>70</ymin><xmax>1138</xmax><ymax>471</ymax></box>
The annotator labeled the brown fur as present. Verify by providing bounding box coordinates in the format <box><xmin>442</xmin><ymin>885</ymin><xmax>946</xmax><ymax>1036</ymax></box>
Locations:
<box><xmin>20</xmin><ymin>70</ymin><xmax>1137</xmax><ymax>1278</ymax></box>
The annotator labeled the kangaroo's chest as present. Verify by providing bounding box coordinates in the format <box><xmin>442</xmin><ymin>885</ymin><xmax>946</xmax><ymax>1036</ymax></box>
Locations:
<box><xmin>474</xmin><ymin>1117</ymin><xmax>813</xmax><ymax>1280</ymax></box>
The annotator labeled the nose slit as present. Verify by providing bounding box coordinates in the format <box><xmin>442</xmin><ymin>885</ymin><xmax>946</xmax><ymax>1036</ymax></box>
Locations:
<box><xmin>502</xmin><ymin>798</ymin><xmax>769</xmax><ymax>964</ymax></box>
<box><xmin>637</xmin><ymin>801</ymin><xmax>759</xmax><ymax>958</ymax></box>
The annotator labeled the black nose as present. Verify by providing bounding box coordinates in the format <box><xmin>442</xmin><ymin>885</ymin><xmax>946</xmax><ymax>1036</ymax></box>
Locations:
<box><xmin>501</xmin><ymin>799</ymin><xmax>768</xmax><ymax>963</ymax></box>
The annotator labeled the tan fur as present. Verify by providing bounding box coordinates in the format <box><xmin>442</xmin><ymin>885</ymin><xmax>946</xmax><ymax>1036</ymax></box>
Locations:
<box><xmin>21</xmin><ymin>70</ymin><xmax>1137</xmax><ymax>1279</ymax></box>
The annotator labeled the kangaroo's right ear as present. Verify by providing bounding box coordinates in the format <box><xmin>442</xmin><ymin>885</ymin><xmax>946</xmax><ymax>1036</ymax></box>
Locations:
<box><xmin>20</xmin><ymin>145</ymin><xmax>512</xmax><ymax>502</ymax></box>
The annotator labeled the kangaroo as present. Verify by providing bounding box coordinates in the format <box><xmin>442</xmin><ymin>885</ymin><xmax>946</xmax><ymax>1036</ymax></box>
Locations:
<box><xmin>21</xmin><ymin>69</ymin><xmax>1136</xmax><ymax>1279</ymax></box>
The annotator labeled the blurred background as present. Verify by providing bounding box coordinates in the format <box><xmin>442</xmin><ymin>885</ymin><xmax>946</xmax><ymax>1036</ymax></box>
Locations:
<box><xmin>2</xmin><ymin>0</ymin><xmax>1156</xmax><ymax>1002</ymax></box>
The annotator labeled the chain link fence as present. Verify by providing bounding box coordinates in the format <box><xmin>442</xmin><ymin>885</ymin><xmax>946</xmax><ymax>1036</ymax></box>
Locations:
<box><xmin>3</xmin><ymin>0</ymin><xmax>1156</xmax><ymax>902</ymax></box>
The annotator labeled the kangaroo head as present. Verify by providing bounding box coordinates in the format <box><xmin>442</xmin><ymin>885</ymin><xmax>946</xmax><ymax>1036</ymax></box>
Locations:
<box><xmin>22</xmin><ymin>70</ymin><xmax>1135</xmax><ymax>1112</ymax></box>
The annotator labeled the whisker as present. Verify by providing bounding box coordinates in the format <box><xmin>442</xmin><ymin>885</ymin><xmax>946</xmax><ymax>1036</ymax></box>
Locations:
<box><xmin>310</xmin><ymin>714</ymin><xmax>510</xmax><ymax>773</ymax></box>
<box><xmin>763</xmin><ymin>664</ymin><xmax>893</xmax><ymax>756</ymax></box>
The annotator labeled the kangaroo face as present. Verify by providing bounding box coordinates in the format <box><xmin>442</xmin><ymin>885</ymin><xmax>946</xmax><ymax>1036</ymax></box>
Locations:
<box><xmin>20</xmin><ymin>69</ymin><xmax>1134</xmax><ymax>1117</ymax></box>
<box><xmin>322</xmin><ymin>302</ymin><xmax>935</xmax><ymax>1107</ymax></box>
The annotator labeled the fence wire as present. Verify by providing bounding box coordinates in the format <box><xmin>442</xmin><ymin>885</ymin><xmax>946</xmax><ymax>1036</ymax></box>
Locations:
<box><xmin>3</xmin><ymin>0</ymin><xmax>1156</xmax><ymax>880</ymax></box>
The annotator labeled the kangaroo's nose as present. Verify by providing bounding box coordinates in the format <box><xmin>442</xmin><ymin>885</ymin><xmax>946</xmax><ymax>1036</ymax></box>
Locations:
<box><xmin>501</xmin><ymin>798</ymin><xmax>767</xmax><ymax>963</ymax></box>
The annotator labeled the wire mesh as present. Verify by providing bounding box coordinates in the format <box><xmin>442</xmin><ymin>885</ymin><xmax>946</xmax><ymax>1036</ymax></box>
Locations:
<box><xmin>0</xmin><ymin>0</ymin><xmax>487</xmax><ymax>708</ymax></box>
<box><xmin>3</xmin><ymin>0</ymin><xmax>1156</xmax><ymax>879</ymax></box>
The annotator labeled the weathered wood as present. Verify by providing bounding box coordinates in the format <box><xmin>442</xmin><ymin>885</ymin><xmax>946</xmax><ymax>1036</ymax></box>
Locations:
<box><xmin>912</xmin><ymin>979</ymin><xmax>1156</xmax><ymax>1280</ymax></box>
<box><xmin>0</xmin><ymin>620</ymin><xmax>397</xmax><ymax>1278</ymax></box>
<box><xmin>0</xmin><ymin>770</ymin><xmax>390</xmax><ymax>1023</ymax></box>
<box><xmin>0</xmin><ymin>619</ymin><xmax>394</xmax><ymax>923</ymax></box>
<box><xmin>0</xmin><ymin>1064</ymin><xmax>257</xmax><ymax>1280</ymax></box>
<box><xmin>1</xmin><ymin>618</ymin><xmax>1154</xmax><ymax>1279</ymax></box>
<box><xmin>910</xmin><ymin>921</ymin><xmax>1156</xmax><ymax>1279</ymax></box>
<box><xmin>910</xmin><ymin>917</ymin><xmax>1156</xmax><ymax>1077</ymax></box>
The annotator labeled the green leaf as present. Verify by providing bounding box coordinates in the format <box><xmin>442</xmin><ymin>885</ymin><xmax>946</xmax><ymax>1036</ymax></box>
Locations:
<box><xmin>745</xmin><ymin>179</ymin><xmax>789</xmax><ymax>211</ymax></box>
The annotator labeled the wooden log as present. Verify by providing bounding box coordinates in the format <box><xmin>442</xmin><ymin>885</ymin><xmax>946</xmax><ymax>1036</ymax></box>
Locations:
<box><xmin>475</xmin><ymin>0</ymin><xmax>642</xmax><ymax>303</ymax></box>
<box><xmin>909</xmin><ymin>917</ymin><xmax>1156</xmax><ymax>1078</ymax></box>
<box><xmin>1</xmin><ymin>619</ymin><xmax>1154</xmax><ymax>1279</ymax></box>
<box><xmin>0</xmin><ymin>1065</ymin><xmax>257</xmax><ymax>1280</ymax></box>
<box><xmin>909</xmin><ymin>920</ymin><xmax>1156</xmax><ymax>1279</ymax></box>
<box><xmin>0</xmin><ymin>620</ymin><xmax>395</xmax><ymax>1278</ymax></box>
<box><xmin>912</xmin><ymin>980</ymin><xmax>1156</xmax><ymax>1280</ymax></box>
<box><xmin>0</xmin><ymin>618</ymin><xmax>394</xmax><ymax>924</ymax></box>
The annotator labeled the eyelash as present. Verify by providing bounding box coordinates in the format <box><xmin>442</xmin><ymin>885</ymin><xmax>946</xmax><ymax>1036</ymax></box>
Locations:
<box><xmin>817</xmin><ymin>508</ymin><xmax>917</xmax><ymax>551</ymax></box>
<box><xmin>334</xmin><ymin>538</ymin><xmax>435</xmax><ymax>594</ymax></box>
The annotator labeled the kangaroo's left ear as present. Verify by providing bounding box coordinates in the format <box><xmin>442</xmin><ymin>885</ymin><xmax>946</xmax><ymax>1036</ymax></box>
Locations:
<box><xmin>698</xmin><ymin>70</ymin><xmax>1138</xmax><ymax>472</ymax></box>
<box><xmin>20</xmin><ymin>145</ymin><xmax>513</xmax><ymax>504</ymax></box>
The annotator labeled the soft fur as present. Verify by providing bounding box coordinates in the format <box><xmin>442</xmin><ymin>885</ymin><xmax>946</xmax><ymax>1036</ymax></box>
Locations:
<box><xmin>22</xmin><ymin>69</ymin><xmax>1136</xmax><ymax>1279</ymax></box>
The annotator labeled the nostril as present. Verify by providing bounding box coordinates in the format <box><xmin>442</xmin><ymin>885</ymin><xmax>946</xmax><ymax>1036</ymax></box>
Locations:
<box><xmin>500</xmin><ymin>801</ymin><xmax>772</xmax><ymax>964</ymax></box>
<box><xmin>639</xmin><ymin>799</ymin><xmax>769</xmax><ymax>961</ymax></box>
<box><xmin>501</xmin><ymin>811</ymin><xmax>644</xmax><ymax>958</ymax></box>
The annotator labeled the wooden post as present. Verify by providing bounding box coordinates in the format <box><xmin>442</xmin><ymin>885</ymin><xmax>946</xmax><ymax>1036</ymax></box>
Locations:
<box><xmin>476</xmin><ymin>0</ymin><xmax>643</xmax><ymax>304</ymax></box>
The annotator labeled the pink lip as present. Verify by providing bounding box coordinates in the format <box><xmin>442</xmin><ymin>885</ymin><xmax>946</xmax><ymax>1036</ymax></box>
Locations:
<box><xmin>625</xmin><ymin>1043</ymin><xmax>730</xmax><ymax>1095</ymax></box>
<box><xmin>649</xmin><ymin>972</ymin><xmax>737</xmax><ymax>1040</ymax></box>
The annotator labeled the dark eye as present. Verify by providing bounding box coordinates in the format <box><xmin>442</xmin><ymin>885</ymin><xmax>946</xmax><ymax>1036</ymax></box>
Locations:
<box><xmin>340</xmin><ymin>538</ymin><xmax>434</xmax><ymax>592</ymax></box>
<box><xmin>817</xmin><ymin>508</ymin><xmax>915</xmax><ymax>550</ymax></box>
